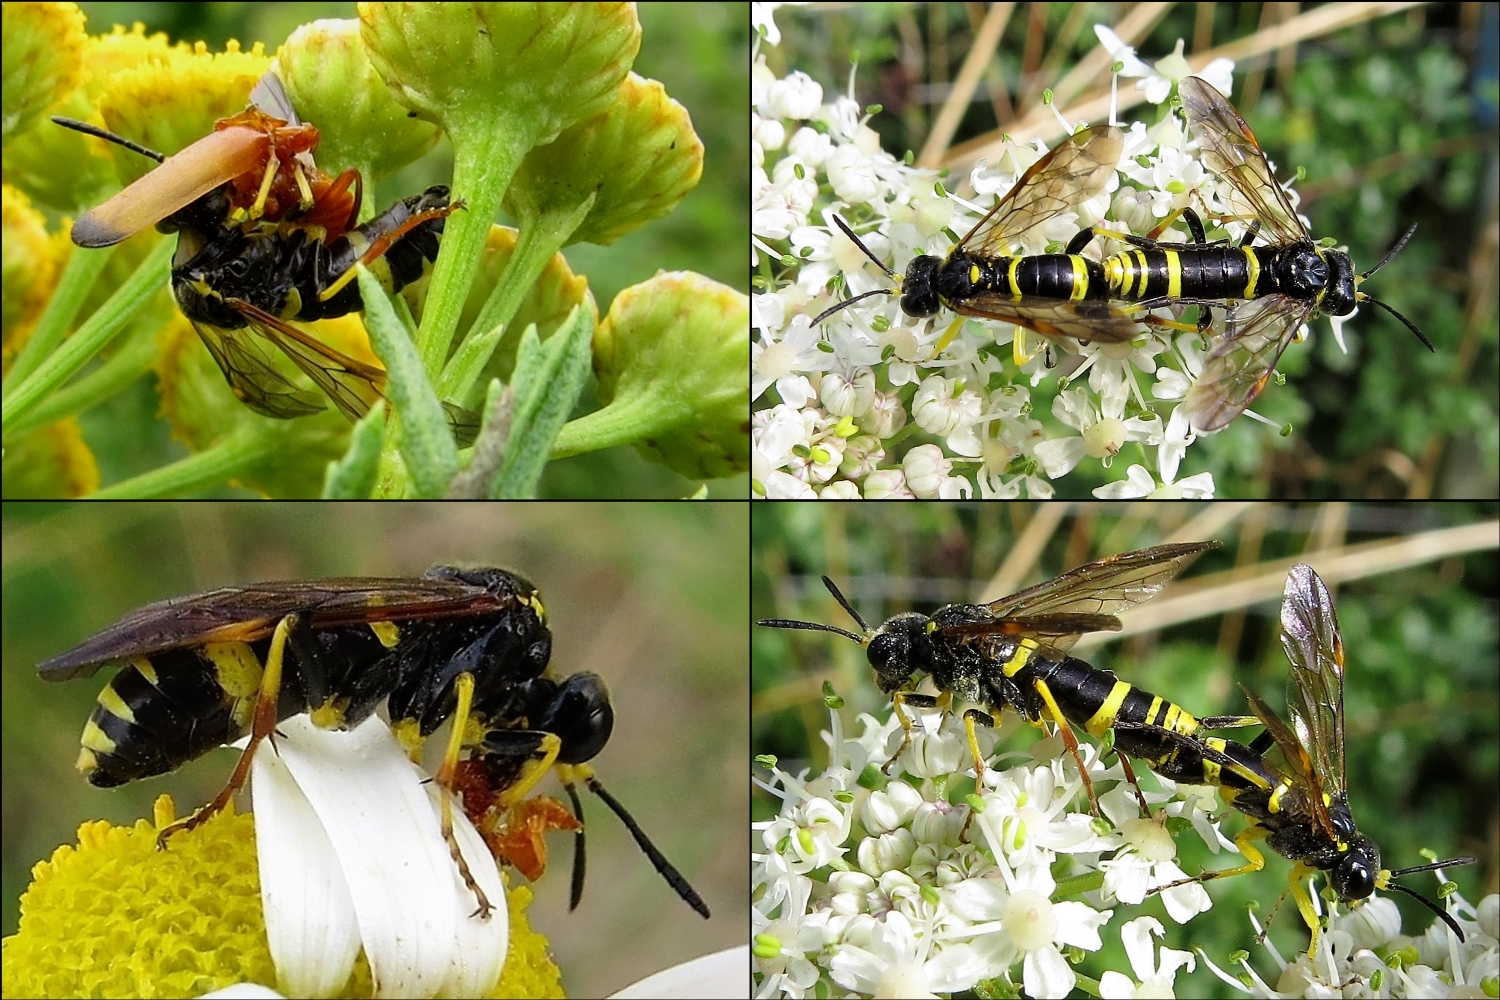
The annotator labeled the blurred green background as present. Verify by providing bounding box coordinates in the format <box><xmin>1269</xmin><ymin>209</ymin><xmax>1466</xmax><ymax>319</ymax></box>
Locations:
<box><xmin>753</xmin><ymin>502</ymin><xmax>1497</xmax><ymax>998</ymax></box>
<box><xmin>760</xmin><ymin>3</ymin><xmax>1497</xmax><ymax>497</ymax></box>
<box><xmin>3</xmin><ymin>501</ymin><xmax>747</xmax><ymax>999</ymax></box>
<box><xmin>34</xmin><ymin>2</ymin><xmax>750</xmax><ymax>498</ymax></box>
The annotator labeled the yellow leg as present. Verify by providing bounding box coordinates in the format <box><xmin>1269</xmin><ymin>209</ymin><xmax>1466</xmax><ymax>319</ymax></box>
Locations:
<box><xmin>882</xmin><ymin>691</ymin><xmax>918</xmax><ymax>774</ymax></box>
<box><xmin>1031</xmin><ymin>678</ymin><xmax>1100</xmax><ymax>815</ymax></box>
<box><xmin>1151</xmin><ymin>823</ymin><xmax>1269</xmax><ymax>894</ymax></box>
<box><xmin>1013</xmin><ymin>326</ymin><xmax>1049</xmax><ymax>367</ymax></box>
<box><xmin>434</xmin><ymin>671</ymin><xmax>495</xmax><ymax>919</ymax></box>
<box><xmin>934</xmin><ymin>316</ymin><xmax>966</xmax><ymax>353</ymax></box>
<box><xmin>963</xmin><ymin>710</ymin><xmax>988</xmax><ymax>786</ymax></box>
<box><xmin>495</xmin><ymin>733</ymin><xmax>563</xmax><ymax>810</ymax></box>
<box><xmin>1284</xmin><ymin>862</ymin><xmax>1324</xmax><ymax>957</ymax></box>
<box><xmin>1145</xmin><ymin>208</ymin><xmax>1187</xmax><ymax>241</ymax></box>
<box><xmin>157</xmin><ymin>613</ymin><xmax>299</xmax><ymax>848</ymax></box>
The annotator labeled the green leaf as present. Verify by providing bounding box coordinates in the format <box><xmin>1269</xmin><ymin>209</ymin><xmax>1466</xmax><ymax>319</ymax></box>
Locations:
<box><xmin>493</xmin><ymin>305</ymin><xmax>594</xmax><ymax>497</ymax></box>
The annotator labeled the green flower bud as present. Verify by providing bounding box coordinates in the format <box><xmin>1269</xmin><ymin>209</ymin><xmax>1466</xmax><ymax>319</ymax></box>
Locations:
<box><xmin>358</xmin><ymin>2</ymin><xmax>639</xmax><ymax>144</ymax></box>
<box><xmin>573</xmin><ymin>271</ymin><xmax>748</xmax><ymax>480</ymax></box>
<box><xmin>506</xmin><ymin>73</ymin><xmax>703</xmax><ymax>246</ymax></box>
<box><xmin>1</xmin><ymin>2</ymin><xmax>86</xmax><ymax>144</ymax></box>
<box><xmin>275</xmin><ymin>19</ymin><xmax>439</xmax><ymax>182</ymax></box>
<box><xmin>16</xmin><ymin>35</ymin><xmax>272</xmax><ymax>211</ymax></box>
<box><xmin>359</xmin><ymin>2</ymin><xmax>641</xmax><ymax>375</ymax></box>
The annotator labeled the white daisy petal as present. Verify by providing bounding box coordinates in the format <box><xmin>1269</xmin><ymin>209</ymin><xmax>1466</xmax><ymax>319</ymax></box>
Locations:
<box><xmin>259</xmin><ymin>716</ymin><xmax>507</xmax><ymax>999</ymax></box>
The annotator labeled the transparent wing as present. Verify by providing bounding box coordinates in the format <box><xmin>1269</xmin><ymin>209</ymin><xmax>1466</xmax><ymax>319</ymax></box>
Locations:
<box><xmin>1278</xmin><ymin>563</ymin><xmax>1347</xmax><ymax>797</ymax></box>
<box><xmin>1179</xmin><ymin>76</ymin><xmax>1309</xmax><ymax>246</ymax></box>
<box><xmin>229</xmin><ymin>298</ymin><xmax>386</xmax><ymax>425</ymax></box>
<box><xmin>191</xmin><ymin>318</ymin><xmax>326</xmax><ymax>419</ymax></box>
<box><xmin>1240</xmin><ymin>682</ymin><xmax>1337</xmax><ymax>842</ymax></box>
<box><xmin>949</xmin><ymin>542</ymin><xmax>1220</xmax><ymax>655</ymax></box>
<box><xmin>231</xmin><ymin>297</ymin><xmax>479</xmax><ymax>444</ymax></box>
<box><xmin>956</xmin><ymin>125</ymin><xmax>1125</xmax><ymax>256</ymax></box>
<box><xmin>249</xmin><ymin>70</ymin><xmax>299</xmax><ymax>123</ymax></box>
<box><xmin>951</xmin><ymin>293</ymin><xmax>1148</xmax><ymax>344</ymax></box>
<box><xmin>1183</xmin><ymin>294</ymin><xmax>1312</xmax><ymax>432</ymax></box>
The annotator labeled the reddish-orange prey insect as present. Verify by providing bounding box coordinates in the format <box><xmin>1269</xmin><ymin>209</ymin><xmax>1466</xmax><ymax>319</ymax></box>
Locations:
<box><xmin>451</xmin><ymin>758</ymin><xmax>583</xmax><ymax>885</ymax></box>
<box><xmin>65</xmin><ymin>73</ymin><xmax>362</xmax><ymax>249</ymax></box>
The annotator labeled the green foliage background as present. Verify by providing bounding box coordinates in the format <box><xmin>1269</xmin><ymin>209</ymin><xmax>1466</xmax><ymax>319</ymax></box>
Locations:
<box><xmin>753</xmin><ymin>502</ymin><xmax>1497</xmax><ymax>999</ymax></box>
<box><xmin>764</xmin><ymin>4</ymin><xmax>1497</xmax><ymax>498</ymax></box>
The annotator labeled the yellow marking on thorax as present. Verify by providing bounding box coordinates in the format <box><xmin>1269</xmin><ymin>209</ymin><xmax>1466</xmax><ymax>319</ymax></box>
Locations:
<box><xmin>1002</xmin><ymin>636</ymin><xmax>1039</xmax><ymax>678</ymax></box>
<box><xmin>369</xmin><ymin>620</ymin><xmax>402</xmax><ymax>649</ymax></box>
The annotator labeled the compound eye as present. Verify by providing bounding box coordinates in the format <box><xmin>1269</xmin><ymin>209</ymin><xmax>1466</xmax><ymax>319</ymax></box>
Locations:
<box><xmin>1335</xmin><ymin>851</ymin><xmax>1377</xmax><ymax>901</ymax></box>
<box><xmin>538</xmin><ymin>672</ymin><xmax>614</xmax><ymax>764</ymax></box>
<box><xmin>867</xmin><ymin>632</ymin><xmax>910</xmax><ymax>682</ymax></box>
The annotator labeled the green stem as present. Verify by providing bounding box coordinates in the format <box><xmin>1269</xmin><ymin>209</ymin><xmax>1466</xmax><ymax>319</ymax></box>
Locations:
<box><xmin>6</xmin><ymin>326</ymin><xmax>159</xmax><ymax>435</ymax></box>
<box><xmin>2</xmin><ymin>238</ymin><xmax>173</xmax><ymax>436</ymax></box>
<box><xmin>90</xmin><ymin>426</ymin><xmax>276</xmax><ymax>498</ymax></box>
<box><xmin>5</xmin><ymin>239</ymin><xmax>112</xmax><ymax>389</ymax></box>
<box><xmin>438</xmin><ymin>194</ymin><xmax>595</xmax><ymax>403</ymax></box>
<box><xmin>414</xmin><ymin>130</ymin><xmax>531</xmax><ymax>376</ymax></box>
<box><xmin>550</xmin><ymin>389</ymin><xmax>661</xmax><ymax>459</ymax></box>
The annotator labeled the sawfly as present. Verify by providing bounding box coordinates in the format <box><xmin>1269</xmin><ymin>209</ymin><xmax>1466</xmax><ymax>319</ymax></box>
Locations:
<box><xmin>38</xmin><ymin>565</ymin><xmax>709</xmax><ymax>919</ymax></box>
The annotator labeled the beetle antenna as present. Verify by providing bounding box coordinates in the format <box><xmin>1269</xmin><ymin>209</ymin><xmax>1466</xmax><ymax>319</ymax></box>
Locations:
<box><xmin>51</xmin><ymin>117</ymin><xmax>165</xmax><ymax>163</ymax></box>
<box><xmin>756</xmin><ymin>617</ymin><xmax>865</xmax><ymax>643</ymax></box>
<box><xmin>819</xmin><ymin>576</ymin><xmax>872</xmax><ymax>634</ymax></box>
<box><xmin>583</xmin><ymin>774</ymin><xmax>711</xmax><ymax>918</ymax></box>
<box><xmin>1348</xmin><ymin>223</ymin><xmax>1433</xmax><ymax>350</ymax></box>
<box><xmin>1352</xmin><ymin>223</ymin><xmax>1433</xmax><ymax>351</ymax></box>
<box><xmin>808</xmin><ymin>215</ymin><xmax>901</xmax><ymax>326</ymax></box>
<box><xmin>1383</xmin><ymin>881</ymin><xmax>1466</xmax><ymax>941</ymax></box>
